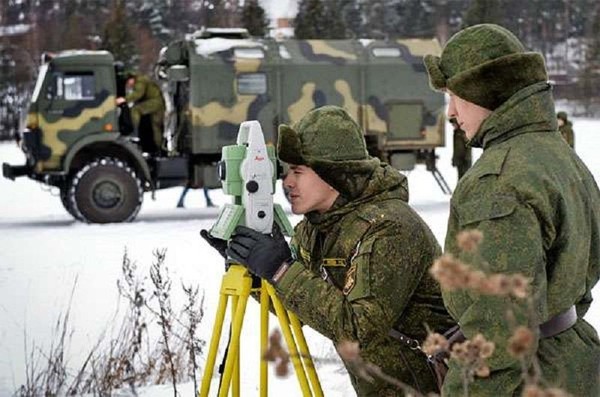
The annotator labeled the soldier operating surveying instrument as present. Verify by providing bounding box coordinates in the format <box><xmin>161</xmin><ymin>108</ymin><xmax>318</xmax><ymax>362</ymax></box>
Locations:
<box><xmin>199</xmin><ymin>121</ymin><xmax>323</xmax><ymax>397</ymax></box>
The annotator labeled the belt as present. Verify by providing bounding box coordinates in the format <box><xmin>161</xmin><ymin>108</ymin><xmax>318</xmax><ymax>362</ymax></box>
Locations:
<box><xmin>539</xmin><ymin>305</ymin><xmax>577</xmax><ymax>338</ymax></box>
<box><xmin>388</xmin><ymin>305</ymin><xmax>577</xmax><ymax>350</ymax></box>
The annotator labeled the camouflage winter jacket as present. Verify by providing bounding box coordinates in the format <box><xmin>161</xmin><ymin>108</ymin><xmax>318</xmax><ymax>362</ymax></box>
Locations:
<box><xmin>443</xmin><ymin>82</ymin><xmax>600</xmax><ymax>396</ymax></box>
<box><xmin>125</xmin><ymin>75</ymin><xmax>164</xmax><ymax>106</ymax></box>
<box><xmin>275</xmin><ymin>162</ymin><xmax>456</xmax><ymax>396</ymax></box>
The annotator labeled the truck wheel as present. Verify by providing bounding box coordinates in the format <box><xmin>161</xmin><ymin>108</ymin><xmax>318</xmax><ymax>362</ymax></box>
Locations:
<box><xmin>60</xmin><ymin>182</ymin><xmax>83</xmax><ymax>221</ymax></box>
<box><xmin>69</xmin><ymin>158</ymin><xmax>143</xmax><ymax>223</ymax></box>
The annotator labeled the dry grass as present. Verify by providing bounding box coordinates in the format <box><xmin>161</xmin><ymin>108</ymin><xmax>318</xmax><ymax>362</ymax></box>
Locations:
<box><xmin>14</xmin><ymin>249</ymin><xmax>205</xmax><ymax>397</ymax></box>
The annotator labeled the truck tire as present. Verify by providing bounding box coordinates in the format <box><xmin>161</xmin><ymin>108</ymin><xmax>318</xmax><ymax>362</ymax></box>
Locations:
<box><xmin>60</xmin><ymin>181</ymin><xmax>83</xmax><ymax>221</ymax></box>
<box><xmin>69</xmin><ymin>158</ymin><xmax>143</xmax><ymax>223</ymax></box>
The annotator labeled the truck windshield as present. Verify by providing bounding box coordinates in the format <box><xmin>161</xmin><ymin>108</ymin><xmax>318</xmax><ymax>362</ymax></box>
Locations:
<box><xmin>31</xmin><ymin>64</ymin><xmax>48</xmax><ymax>103</ymax></box>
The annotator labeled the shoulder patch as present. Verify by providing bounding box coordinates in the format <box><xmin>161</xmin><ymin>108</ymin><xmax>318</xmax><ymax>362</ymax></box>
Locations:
<box><xmin>322</xmin><ymin>258</ymin><xmax>346</xmax><ymax>267</ymax></box>
<box><xmin>342</xmin><ymin>263</ymin><xmax>357</xmax><ymax>295</ymax></box>
<box><xmin>299</xmin><ymin>247</ymin><xmax>311</xmax><ymax>263</ymax></box>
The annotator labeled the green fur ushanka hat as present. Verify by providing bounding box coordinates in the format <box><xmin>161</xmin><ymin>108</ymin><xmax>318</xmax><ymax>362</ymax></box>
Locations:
<box><xmin>278</xmin><ymin>105</ymin><xmax>379</xmax><ymax>199</ymax></box>
<box><xmin>557</xmin><ymin>111</ymin><xmax>568</xmax><ymax>122</ymax></box>
<box><xmin>424</xmin><ymin>24</ymin><xmax>548</xmax><ymax>110</ymax></box>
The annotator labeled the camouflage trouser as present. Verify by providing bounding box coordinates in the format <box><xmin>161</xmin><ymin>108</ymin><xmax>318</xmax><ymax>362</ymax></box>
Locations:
<box><xmin>131</xmin><ymin>98</ymin><xmax>165</xmax><ymax>149</ymax></box>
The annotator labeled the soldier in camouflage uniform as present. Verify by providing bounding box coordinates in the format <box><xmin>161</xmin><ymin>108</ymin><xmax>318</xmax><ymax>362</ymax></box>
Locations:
<box><xmin>116</xmin><ymin>73</ymin><xmax>165</xmax><ymax>153</ymax></box>
<box><xmin>450</xmin><ymin>117</ymin><xmax>472</xmax><ymax>181</ymax></box>
<box><xmin>223</xmin><ymin>106</ymin><xmax>456</xmax><ymax>396</ymax></box>
<box><xmin>424</xmin><ymin>24</ymin><xmax>600</xmax><ymax>396</ymax></box>
<box><xmin>557</xmin><ymin>111</ymin><xmax>575</xmax><ymax>149</ymax></box>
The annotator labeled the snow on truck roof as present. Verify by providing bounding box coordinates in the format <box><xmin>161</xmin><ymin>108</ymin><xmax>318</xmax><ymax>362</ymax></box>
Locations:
<box><xmin>193</xmin><ymin>38</ymin><xmax>266</xmax><ymax>57</ymax></box>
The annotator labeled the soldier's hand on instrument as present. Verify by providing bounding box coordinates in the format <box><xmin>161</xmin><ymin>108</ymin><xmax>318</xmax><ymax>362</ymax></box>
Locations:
<box><xmin>200</xmin><ymin>229</ymin><xmax>228</xmax><ymax>259</ymax></box>
<box><xmin>226</xmin><ymin>225</ymin><xmax>292</xmax><ymax>282</ymax></box>
<box><xmin>115</xmin><ymin>97</ymin><xmax>126</xmax><ymax>105</ymax></box>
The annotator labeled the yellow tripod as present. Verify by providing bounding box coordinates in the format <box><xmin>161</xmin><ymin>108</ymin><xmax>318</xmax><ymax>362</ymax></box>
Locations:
<box><xmin>199</xmin><ymin>264</ymin><xmax>324</xmax><ymax>397</ymax></box>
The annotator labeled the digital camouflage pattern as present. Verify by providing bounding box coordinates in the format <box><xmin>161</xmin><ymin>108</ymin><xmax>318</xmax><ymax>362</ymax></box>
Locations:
<box><xmin>163</xmin><ymin>36</ymin><xmax>446</xmax><ymax>160</ymax></box>
<box><xmin>557</xmin><ymin>111</ymin><xmax>574</xmax><ymax>148</ymax></box>
<box><xmin>125</xmin><ymin>74</ymin><xmax>165</xmax><ymax>150</ymax></box>
<box><xmin>271</xmin><ymin>107</ymin><xmax>455</xmax><ymax>395</ymax></box>
<box><xmin>443</xmin><ymin>82</ymin><xmax>600</xmax><ymax>396</ymax></box>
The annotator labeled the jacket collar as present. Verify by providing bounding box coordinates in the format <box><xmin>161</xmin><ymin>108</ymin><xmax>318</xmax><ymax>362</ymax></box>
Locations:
<box><xmin>469</xmin><ymin>82</ymin><xmax>558</xmax><ymax>149</ymax></box>
<box><xmin>306</xmin><ymin>163</ymin><xmax>407</xmax><ymax>231</ymax></box>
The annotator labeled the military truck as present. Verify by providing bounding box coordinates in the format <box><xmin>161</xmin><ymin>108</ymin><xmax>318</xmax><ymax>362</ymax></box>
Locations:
<box><xmin>3</xmin><ymin>28</ymin><xmax>449</xmax><ymax>224</ymax></box>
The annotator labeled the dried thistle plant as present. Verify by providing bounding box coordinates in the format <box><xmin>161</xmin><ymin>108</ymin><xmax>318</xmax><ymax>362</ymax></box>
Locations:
<box><xmin>422</xmin><ymin>333</ymin><xmax>449</xmax><ymax>358</ymax></box>
<box><xmin>336</xmin><ymin>340</ymin><xmax>428</xmax><ymax>396</ymax></box>
<box><xmin>429</xmin><ymin>230</ymin><xmax>572</xmax><ymax>397</ymax></box>
<box><xmin>450</xmin><ymin>334</ymin><xmax>495</xmax><ymax>379</ymax></box>
<box><xmin>262</xmin><ymin>329</ymin><xmax>291</xmax><ymax>377</ymax></box>
<box><xmin>522</xmin><ymin>384</ymin><xmax>572</xmax><ymax>397</ymax></box>
<box><xmin>430</xmin><ymin>254</ymin><xmax>530</xmax><ymax>299</ymax></box>
<box><xmin>507</xmin><ymin>326</ymin><xmax>535</xmax><ymax>359</ymax></box>
<box><xmin>456</xmin><ymin>230</ymin><xmax>483</xmax><ymax>253</ymax></box>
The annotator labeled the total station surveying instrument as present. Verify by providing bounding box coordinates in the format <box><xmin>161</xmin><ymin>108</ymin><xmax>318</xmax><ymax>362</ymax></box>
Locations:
<box><xmin>199</xmin><ymin>121</ymin><xmax>324</xmax><ymax>397</ymax></box>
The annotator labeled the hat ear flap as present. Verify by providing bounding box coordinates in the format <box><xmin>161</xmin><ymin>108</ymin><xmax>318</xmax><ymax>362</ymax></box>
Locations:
<box><xmin>277</xmin><ymin>124</ymin><xmax>306</xmax><ymax>165</ymax></box>
<box><xmin>424</xmin><ymin>55</ymin><xmax>446</xmax><ymax>91</ymax></box>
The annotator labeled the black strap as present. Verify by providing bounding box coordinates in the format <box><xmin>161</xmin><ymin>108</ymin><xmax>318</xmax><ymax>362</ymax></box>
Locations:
<box><xmin>540</xmin><ymin>305</ymin><xmax>577</xmax><ymax>338</ymax></box>
<box><xmin>388</xmin><ymin>328</ymin><xmax>422</xmax><ymax>350</ymax></box>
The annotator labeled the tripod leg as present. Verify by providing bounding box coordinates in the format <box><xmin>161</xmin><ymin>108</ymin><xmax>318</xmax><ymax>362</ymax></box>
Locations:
<box><xmin>218</xmin><ymin>267</ymin><xmax>253</xmax><ymax>397</ymax></box>
<box><xmin>232</xmin><ymin>295</ymin><xmax>241</xmax><ymax>397</ymax></box>
<box><xmin>266</xmin><ymin>284</ymin><xmax>316</xmax><ymax>396</ymax></box>
<box><xmin>199</xmin><ymin>290</ymin><xmax>230</xmax><ymax>396</ymax></box>
<box><xmin>260</xmin><ymin>281</ymin><xmax>270</xmax><ymax>397</ymax></box>
<box><xmin>288</xmin><ymin>312</ymin><xmax>324</xmax><ymax>397</ymax></box>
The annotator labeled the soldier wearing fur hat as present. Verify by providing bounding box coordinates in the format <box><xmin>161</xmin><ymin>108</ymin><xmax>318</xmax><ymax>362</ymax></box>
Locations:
<box><xmin>215</xmin><ymin>106</ymin><xmax>456</xmax><ymax>396</ymax></box>
<box><xmin>557</xmin><ymin>111</ymin><xmax>575</xmax><ymax>149</ymax></box>
<box><xmin>424</xmin><ymin>24</ymin><xmax>600</xmax><ymax>395</ymax></box>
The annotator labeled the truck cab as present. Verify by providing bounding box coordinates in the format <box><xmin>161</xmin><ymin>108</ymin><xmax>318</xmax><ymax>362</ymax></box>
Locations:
<box><xmin>4</xmin><ymin>51</ymin><xmax>162</xmax><ymax>223</ymax></box>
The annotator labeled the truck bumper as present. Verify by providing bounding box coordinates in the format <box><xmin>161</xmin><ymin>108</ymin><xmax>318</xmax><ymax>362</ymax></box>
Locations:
<box><xmin>2</xmin><ymin>162</ymin><xmax>31</xmax><ymax>181</ymax></box>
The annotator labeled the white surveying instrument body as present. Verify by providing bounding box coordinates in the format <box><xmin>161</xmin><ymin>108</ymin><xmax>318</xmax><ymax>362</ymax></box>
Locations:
<box><xmin>210</xmin><ymin>120</ymin><xmax>293</xmax><ymax>239</ymax></box>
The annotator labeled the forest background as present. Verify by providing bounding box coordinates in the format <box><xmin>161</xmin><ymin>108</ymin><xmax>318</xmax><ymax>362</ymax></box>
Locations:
<box><xmin>1</xmin><ymin>0</ymin><xmax>599</xmax><ymax>138</ymax></box>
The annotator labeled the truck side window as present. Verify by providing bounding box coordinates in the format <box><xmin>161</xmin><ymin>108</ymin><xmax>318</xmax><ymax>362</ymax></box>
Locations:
<box><xmin>372</xmin><ymin>48</ymin><xmax>402</xmax><ymax>57</ymax></box>
<box><xmin>237</xmin><ymin>73</ymin><xmax>267</xmax><ymax>95</ymax></box>
<box><xmin>47</xmin><ymin>72</ymin><xmax>95</xmax><ymax>101</ymax></box>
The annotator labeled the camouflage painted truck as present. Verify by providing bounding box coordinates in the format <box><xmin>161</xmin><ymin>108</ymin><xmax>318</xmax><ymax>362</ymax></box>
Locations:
<box><xmin>3</xmin><ymin>28</ymin><xmax>449</xmax><ymax>224</ymax></box>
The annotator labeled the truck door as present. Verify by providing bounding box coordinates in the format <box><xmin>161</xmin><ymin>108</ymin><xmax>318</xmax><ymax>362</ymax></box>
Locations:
<box><xmin>37</xmin><ymin>65</ymin><xmax>117</xmax><ymax>170</ymax></box>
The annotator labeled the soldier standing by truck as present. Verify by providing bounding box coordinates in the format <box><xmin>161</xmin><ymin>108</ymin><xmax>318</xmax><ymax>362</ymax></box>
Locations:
<box><xmin>557</xmin><ymin>111</ymin><xmax>575</xmax><ymax>149</ymax></box>
<box><xmin>116</xmin><ymin>72</ymin><xmax>165</xmax><ymax>154</ymax></box>
<box><xmin>450</xmin><ymin>117</ymin><xmax>472</xmax><ymax>181</ymax></box>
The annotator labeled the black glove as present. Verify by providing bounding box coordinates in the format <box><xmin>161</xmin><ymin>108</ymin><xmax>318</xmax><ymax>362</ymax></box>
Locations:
<box><xmin>200</xmin><ymin>229</ymin><xmax>228</xmax><ymax>259</ymax></box>
<box><xmin>226</xmin><ymin>225</ymin><xmax>292</xmax><ymax>281</ymax></box>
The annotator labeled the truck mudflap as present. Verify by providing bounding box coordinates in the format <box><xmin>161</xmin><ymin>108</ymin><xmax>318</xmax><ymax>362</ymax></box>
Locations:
<box><xmin>2</xmin><ymin>162</ymin><xmax>31</xmax><ymax>181</ymax></box>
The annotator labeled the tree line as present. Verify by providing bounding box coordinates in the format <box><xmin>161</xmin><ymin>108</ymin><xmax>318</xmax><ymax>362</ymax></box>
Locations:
<box><xmin>1</xmin><ymin>0</ymin><xmax>599</xmax><ymax>140</ymax></box>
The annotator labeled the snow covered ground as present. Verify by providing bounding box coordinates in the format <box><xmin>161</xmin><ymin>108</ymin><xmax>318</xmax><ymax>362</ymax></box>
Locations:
<box><xmin>1</xmin><ymin>118</ymin><xmax>599</xmax><ymax>396</ymax></box>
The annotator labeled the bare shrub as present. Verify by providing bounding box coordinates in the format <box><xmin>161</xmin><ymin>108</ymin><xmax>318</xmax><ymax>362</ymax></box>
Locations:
<box><xmin>14</xmin><ymin>249</ymin><xmax>205</xmax><ymax>397</ymax></box>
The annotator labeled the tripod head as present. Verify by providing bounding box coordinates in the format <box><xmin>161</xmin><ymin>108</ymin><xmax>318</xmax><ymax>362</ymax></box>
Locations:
<box><xmin>210</xmin><ymin>120</ymin><xmax>293</xmax><ymax>240</ymax></box>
